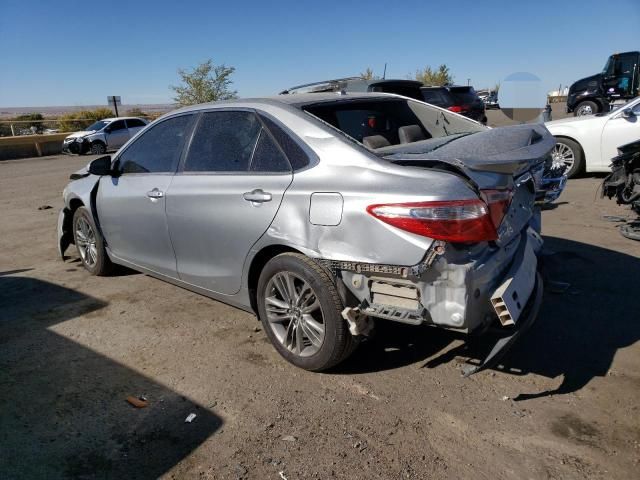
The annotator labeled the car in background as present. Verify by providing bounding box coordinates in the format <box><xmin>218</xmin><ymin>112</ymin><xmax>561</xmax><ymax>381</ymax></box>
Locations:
<box><xmin>62</xmin><ymin>117</ymin><xmax>149</xmax><ymax>155</ymax></box>
<box><xmin>280</xmin><ymin>77</ymin><xmax>424</xmax><ymax>101</ymax></box>
<box><xmin>545</xmin><ymin>96</ymin><xmax>640</xmax><ymax>178</ymax></box>
<box><xmin>58</xmin><ymin>92</ymin><xmax>558</xmax><ymax>375</ymax></box>
<box><xmin>483</xmin><ymin>91</ymin><xmax>500</xmax><ymax>109</ymax></box>
<box><xmin>421</xmin><ymin>86</ymin><xmax>487</xmax><ymax>124</ymax></box>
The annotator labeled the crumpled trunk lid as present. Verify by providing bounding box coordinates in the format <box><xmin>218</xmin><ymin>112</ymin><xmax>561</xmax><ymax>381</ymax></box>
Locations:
<box><xmin>384</xmin><ymin>124</ymin><xmax>555</xmax><ymax>246</ymax></box>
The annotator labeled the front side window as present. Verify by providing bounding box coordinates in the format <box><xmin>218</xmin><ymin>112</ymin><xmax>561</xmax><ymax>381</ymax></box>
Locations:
<box><xmin>117</xmin><ymin>114</ymin><xmax>193</xmax><ymax>174</ymax></box>
<box><xmin>184</xmin><ymin>111</ymin><xmax>261</xmax><ymax>172</ymax></box>
<box><xmin>108</xmin><ymin>120</ymin><xmax>127</xmax><ymax>132</ymax></box>
<box><xmin>87</xmin><ymin>120</ymin><xmax>109</xmax><ymax>131</ymax></box>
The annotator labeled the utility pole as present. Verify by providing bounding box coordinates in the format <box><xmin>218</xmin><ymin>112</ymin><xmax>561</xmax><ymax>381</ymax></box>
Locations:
<box><xmin>467</xmin><ymin>78</ymin><xmax>471</xmax><ymax>86</ymax></box>
<box><xmin>383</xmin><ymin>63</ymin><xmax>387</xmax><ymax>79</ymax></box>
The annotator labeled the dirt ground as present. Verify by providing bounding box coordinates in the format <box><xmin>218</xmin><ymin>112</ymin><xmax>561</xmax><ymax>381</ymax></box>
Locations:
<box><xmin>1</xmin><ymin>153</ymin><xmax>639</xmax><ymax>480</ymax></box>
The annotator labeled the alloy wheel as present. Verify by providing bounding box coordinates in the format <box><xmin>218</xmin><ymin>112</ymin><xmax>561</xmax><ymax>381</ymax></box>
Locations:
<box><xmin>75</xmin><ymin>217</ymin><xmax>98</xmax><ymax>267</ymax></box>
<box><xmin>576</xmin><ymin>104</ymin><xmax>593</xmax><ymax>116</ymax></box>
<box><xmin>264</xmin><ymin>271</ymin><xmax>325</xmax><ymax>357</ymax></box>
<box><xmin>551</xmin><ymin>142</ymin><xmax>575</xmax><ymax>171</ymax></box>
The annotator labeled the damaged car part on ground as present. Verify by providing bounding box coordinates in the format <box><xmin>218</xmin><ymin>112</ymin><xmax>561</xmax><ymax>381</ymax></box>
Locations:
<box><xmin>602</xmin><ymin>139</ymin><xmax>640</xmax><ymax>241</ymax></box>
<box><xmin>57</xmin><ymin>92</ymin><xmax>563</xmax><ymax>375</ymax></box>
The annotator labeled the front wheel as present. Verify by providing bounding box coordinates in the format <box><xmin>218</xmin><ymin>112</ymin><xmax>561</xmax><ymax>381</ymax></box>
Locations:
<box><xmin>574</xmin><ymin>101</ymin><xmax>598</xmax><ymax>116</ymax></box>
<box><xmin>257</xmin><ymin>253</ymin><xmax>356</xmax><ymax>371</ymax></box>
<box><xmin>90</xmin><ymin>141</ymin><xmax>106</xmax><ymax>155</ymax></box>
<box><xmin>72</xmin><ymin>207</ymin><xmax>113</xmax><ymax>276</ymax></box>
<box><xmin>552</xmin><ymin>138</ymin><xmax>584</xmax><ymax>178</ymax></box>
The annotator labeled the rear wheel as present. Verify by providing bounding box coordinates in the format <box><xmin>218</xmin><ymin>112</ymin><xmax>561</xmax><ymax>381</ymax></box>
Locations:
<box><xmin>552</xmin><ymin>138</ymin><xmax>584</xmax><ymax>178</ymax></box>
<box><xmin>574</xmin><ymin>101</ymin><xmax>598</xmax><ymax>116</ymax></box>
<box><xmin>257</xmin><ymin>253</ymin><xmax>356</xmax><ymax>371</ymax></box>
<box><xmin>72</xmin><ymin>207</ymin><xmax>113</xmax><ymax>276</ymax></box>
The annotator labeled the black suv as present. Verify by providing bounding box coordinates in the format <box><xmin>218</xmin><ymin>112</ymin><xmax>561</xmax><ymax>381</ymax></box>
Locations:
<box><xmin>421</xmin><ymin>86</ymin><xmax>487</xmax><ymax>124</ymax></box>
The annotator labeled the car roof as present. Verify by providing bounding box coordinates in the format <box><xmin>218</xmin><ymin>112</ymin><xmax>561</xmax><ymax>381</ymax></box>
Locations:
<box><xmin>170</xmin><ymin>92</ymin><xmax>406</xmax><ymax>115</ymax></box>
<box><xmin>101</xmin><ymin>117</ymin><xmax>147</xmax><ymax>121</ymax></box>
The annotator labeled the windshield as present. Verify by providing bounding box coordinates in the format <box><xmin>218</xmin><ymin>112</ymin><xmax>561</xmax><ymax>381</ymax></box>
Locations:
<box><xmin>602</xmin><ymin>56</ymin><xmax>614</xmax><ymax>76</ymax></box>
<box><xmin>302</xmin><ymin>98</ymin><xmax>485</xmax><ymax>150</ymax></box>
<box><xmin>85</xmin><ymin>120</ymin><xmax>109</xmax><ymax>131</ymax></box>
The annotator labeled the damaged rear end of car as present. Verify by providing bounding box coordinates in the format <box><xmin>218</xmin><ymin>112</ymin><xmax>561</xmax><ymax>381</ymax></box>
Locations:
<box><xmin>284</xmin><ymin>112</ymin><xmax>555</xmax><ymax>375</ymax></box>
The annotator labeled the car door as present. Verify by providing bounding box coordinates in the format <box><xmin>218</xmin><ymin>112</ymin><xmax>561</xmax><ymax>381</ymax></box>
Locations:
<box><xmin>126</xmin><ymin>118</ymin><xmax>147</xmax><ymax>138</ymax></box>
<box><xmin>104</xmin><ymin>119</ymin><xmax>129</xmax><ymax>149</ymax></box>
<box><xmin>600</xmin><ymin>101</ymin><xmax>640</xmax><ymax>166</ymax></box>
<box><xmin>97</xmin><ymin>113</ymin><xmax>196</xmax><ymax>277</ymax></box>
<box><xmin>166</xmin><ymin>109</ymin><xmax>293</xmax><ymax>295</ymax></box>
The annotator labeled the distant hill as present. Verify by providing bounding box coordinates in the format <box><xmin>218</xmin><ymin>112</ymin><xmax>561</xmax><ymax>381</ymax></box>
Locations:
<box><xmin>0</xmin><ymin>104</ymin><xmax>176</xmax><ymax>119</ymax></box>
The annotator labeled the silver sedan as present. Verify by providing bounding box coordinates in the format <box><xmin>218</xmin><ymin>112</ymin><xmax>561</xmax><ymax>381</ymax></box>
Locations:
<box><xmin>58</xmin><ymin>93</ymin><xmax>557</xmax><ymax>373</ymax></box>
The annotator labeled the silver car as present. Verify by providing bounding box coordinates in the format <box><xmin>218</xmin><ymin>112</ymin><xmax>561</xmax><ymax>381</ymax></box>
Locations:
<box><xmin>62</xmin><ymin>117</ymin><xmax>149</xmax><ymax>155</ymax></box>
<box><xmin>58</xmin><ymin>93</ymin><xmax>556</xmax><ymax>374</ymax></box>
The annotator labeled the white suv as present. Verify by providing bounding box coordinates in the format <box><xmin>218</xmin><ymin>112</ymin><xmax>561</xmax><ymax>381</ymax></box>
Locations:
<box><xmin>62</xmin><ymin>117</ymin><xmax>149</xmax><ymax>155</ymax></box>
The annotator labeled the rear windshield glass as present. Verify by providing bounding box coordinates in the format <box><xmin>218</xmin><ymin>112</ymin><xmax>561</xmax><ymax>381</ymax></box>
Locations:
<box><xmin>448</xmin><ymin>87</ymin><xmax>479</xmax><ymax>104</ymax></box>
<box><xmin>421</xmin><ymin>89</ymin><xmax>454</xmax><ymax>107</ymax></box>
<box><xmin>303</xmin><ymin>98</ymin><xmax>484</xmax><ymax>149</ymax></box>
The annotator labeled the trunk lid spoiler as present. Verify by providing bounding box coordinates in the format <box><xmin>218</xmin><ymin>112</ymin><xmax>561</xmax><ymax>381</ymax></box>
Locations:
<box><xmin>382</xmin><ymin>124</ymin><xmax>554</xmax><ymax>177</ymax></box>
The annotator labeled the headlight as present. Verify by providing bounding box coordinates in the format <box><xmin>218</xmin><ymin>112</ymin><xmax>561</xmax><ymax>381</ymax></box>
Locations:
<box><xmin>76</xmin><ymin>137</ymin><xmax>85</xmax><ymax>143</ymax></box>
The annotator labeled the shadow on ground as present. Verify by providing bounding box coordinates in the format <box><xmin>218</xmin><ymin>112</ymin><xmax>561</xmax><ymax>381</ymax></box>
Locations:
<box><xmin>338</xmin><ymin>236</ymin><xmax>640</xmax><ymax>399</ymax></box>
<box><xmin>0</xmin><ymin>275</ymin><xmax>221</xmax><ymax>479</ymax></box>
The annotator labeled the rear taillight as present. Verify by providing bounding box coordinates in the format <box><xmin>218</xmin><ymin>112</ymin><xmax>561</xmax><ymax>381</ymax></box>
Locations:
<box><xmin>367</xmin><ymin>191</ymin><xmax>512</xmax><ymax>244</ymax></box>
<box><xmin>480</xmin><ymin>189</ymin><xmax>513</xmax><ymax>229</ymax></box>
<box><xmin>447</xmin><ymin>105</ymin><xmax>463</xmax><ymax>113</ymax></box>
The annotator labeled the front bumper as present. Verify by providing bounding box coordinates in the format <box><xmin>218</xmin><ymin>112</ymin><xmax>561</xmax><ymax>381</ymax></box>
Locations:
<box><xmin>538</xmin><ymin>174</ymin><xmax>567</xmax><ymax>204</ymax></box>
<box><xmin>62</xmin><ymin>140</ymin><xmax>88</xmax><ymax>155</ymax></box>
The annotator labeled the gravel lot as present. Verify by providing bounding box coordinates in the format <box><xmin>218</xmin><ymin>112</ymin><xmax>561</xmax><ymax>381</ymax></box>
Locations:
<box><xmin>1</xmin><ymin>154</ymin><xmax>639</xmax><ymax>479</ymax></box>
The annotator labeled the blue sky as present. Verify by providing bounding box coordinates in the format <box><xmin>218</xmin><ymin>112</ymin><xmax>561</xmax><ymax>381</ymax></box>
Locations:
<box><xmin>1</xmin><ymin>0</ymin><xmax>638</xmax><ymax>107</ymax></box>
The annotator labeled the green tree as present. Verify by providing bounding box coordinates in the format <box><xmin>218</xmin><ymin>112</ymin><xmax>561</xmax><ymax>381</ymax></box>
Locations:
<box><xmin>360</xmin><ymin>67</ymin><xmax>376</xmax><ymax>80</ymax></box>
<box><xmin>415</xmin><ymin>64</ymin><xmax>454</xmax><ymax>86</ymax></box>
<box><xmin>170</xmin><ymin>59</ymin><xmax>238</xmax><ymax>106</ymax></box>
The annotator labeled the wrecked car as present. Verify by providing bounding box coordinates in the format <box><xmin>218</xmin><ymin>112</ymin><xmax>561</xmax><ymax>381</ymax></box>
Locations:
<box><xmin>62</xmin><ymin>117</ymin><xmax>148</xmax><ymax>155</ymax></box>
<box><xmin>58</xmin><ymin>92</ymin><xmax>561</xmax><ymax>374</ymax></box>
<box><xmin>602</xmin><ymin>139</ymin><xmax>640</xmax><ymax>240</ymax></box>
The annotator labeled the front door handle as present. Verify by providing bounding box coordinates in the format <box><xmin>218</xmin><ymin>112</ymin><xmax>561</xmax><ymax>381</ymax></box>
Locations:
<box><xmin>243</xmin><ymin>189</ymin><xmax>272</xmax><ymax>203</ymax></box>
<box><xmin>146</xmin><ymin>188</ymin><xmax>164</xmax><ymax>199</ymax></box>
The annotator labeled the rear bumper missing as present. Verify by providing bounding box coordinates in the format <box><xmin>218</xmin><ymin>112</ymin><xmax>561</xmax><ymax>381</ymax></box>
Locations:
<box><xmin>461</xmin><ymin>270</ymin><xmax>543</xmax><ymax>376</ymax></box>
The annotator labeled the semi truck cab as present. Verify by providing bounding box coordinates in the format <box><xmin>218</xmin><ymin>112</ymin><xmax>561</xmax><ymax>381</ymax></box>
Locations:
<box><xmin>567</xmin><ymin>51</ymin><xmax>639</xmax><ymax>116</ymax></box>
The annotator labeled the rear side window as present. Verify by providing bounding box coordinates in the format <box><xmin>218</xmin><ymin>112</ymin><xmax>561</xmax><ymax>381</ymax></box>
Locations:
<box><xmin>448</xmin><ymin>87</ymin><xmax>479</xmax><ymax>104</ymax></box>
<box><xmin>258</xmin><ymin>114</ymin><xmax>310</xmax><ymax>170</ymax></box>
<box><xmin>118</xmin><ymin>114</ymin><xmax>193</xmax><ymax>174</ymax></box>
<box><xmin>250</xmin><ymin>129</ymin><xmax>291</xmax><ymax>173</ymax></box>
<box><xmin>185</xmin><ymin>111</ymin><xmax>261</xmax><ymax>172</ymax></box>
<box><xmin>126</xmin><ymin>118</ymin><xmax>146</xmax><ymax>128</ymax></box>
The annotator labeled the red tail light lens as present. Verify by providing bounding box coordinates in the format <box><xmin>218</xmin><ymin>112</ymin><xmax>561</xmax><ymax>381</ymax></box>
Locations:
<box><xmin>480</xmin><ymin>189</ymin><xmax>513</xmax><ymax>229</ymax></box>
<box><xmin>367</xmin><ymin>200</ymin><xmax>498</xmax><ymax>243</ymax></box>
<box><xmin>447</xmin><ymin>105</ymin><xmax>463</xmax><ymax>113</ymax></box>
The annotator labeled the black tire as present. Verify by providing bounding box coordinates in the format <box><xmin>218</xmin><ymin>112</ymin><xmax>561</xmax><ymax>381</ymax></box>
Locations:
<box><xmin>72</xmin><ymin>206</ymin><xmax>113</xmax><ymax>276</ymax></box>
<box><xmin>574</xmin><ymin>101</ymin><xmax>599</xmax><ymax>116</ymax></box>
<box><xmin>90</xmin><ymin>141</ymin><xmax>106</xmax><ymax>155</ymax></box>
<box><xmin>257</xmin><ymin>253</ymin><xmax>356</xmax><ymax>371</ymax></box>
<box><xmin>554</xmin><ymin>137</ymin><xmax>584</xmax><ymax>178</ymax></box>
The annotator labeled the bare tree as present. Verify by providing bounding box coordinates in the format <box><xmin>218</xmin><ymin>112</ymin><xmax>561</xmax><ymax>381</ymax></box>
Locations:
<box><xmin>415</xmin><ymin>64</ymin><xmax>453</xmax><ymax>86</ymax></box>
<box><xmin>171</xmin><ymin>59</ymin><xmax>238</xmax><ymax>106</ymax></box>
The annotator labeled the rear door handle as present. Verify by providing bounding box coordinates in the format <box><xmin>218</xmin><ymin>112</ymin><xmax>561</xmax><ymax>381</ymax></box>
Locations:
<box><xmin>146</xmin><ymin>188</ymin><xmax>164</xmax><ymax>199</ymax></box>
<box><xmin>243</xmin><ymin>189</ymin><xmax>272</xmax><ymax>203</ymax></box>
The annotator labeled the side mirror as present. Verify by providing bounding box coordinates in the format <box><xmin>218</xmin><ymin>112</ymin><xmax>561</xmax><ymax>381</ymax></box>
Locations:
<box><xmin>88</xmin><ymin>156</ymin><xmax>113</xmax><ymax>176</ymax></box>
<box><xmin>622</xmin><ymin>108</ymin><xmax>636</xmax><ymax>118</ymax></box>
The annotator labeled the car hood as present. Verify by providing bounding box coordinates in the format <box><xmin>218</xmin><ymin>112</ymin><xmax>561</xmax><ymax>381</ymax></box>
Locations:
<box><xmin>545</xmin><ymin>115</ymin><xmax>601</xmax><ymax>127</ymax></box>
<box><xmin>65</xmin><ymin>130</ymin><xmax>97</xmax><ymax>139</ymax></box>
<box><xmin>381</xmin><ymin>123</ymin><xmax>554</xmax><ymax>176</ymax></box>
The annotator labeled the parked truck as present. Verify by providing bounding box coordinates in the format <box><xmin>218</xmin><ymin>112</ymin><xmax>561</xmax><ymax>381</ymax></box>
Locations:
<box><xmin>567</xmin><ymin>51</ymin><xmax>639</xmax><ymax>116</ymax></box>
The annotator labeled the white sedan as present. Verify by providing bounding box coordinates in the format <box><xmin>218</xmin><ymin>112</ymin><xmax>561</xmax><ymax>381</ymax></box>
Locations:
<box><xmin>545</xmin><ymin>97</ymin><xmax>640</xmax><ymax>178</ymax></box>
